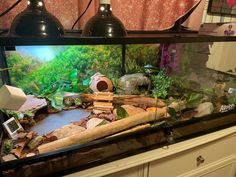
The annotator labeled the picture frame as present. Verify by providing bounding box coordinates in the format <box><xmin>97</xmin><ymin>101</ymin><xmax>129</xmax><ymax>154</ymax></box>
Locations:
<box><xmin>208</xmin><ymin>0</ymin><xmax>236</xmax><ymax>16</ymax></box>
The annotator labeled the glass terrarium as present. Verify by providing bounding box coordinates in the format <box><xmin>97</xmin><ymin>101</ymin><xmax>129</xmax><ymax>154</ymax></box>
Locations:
<box><xmin>0</xmin><ymin>41</ymin><xmax>236</xmax><ymax>176</ymax></box>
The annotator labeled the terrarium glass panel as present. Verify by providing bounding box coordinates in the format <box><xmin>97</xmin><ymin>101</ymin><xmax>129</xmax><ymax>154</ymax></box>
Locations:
<box><xmin>1</xmin><ymin>43</ymin><xmax>236</xmax><ymax>162</ymax></box>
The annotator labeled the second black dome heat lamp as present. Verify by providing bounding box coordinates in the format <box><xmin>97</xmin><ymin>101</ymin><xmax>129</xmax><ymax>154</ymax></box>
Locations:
<box><xmin>82</xmin><ymin>0</ymin><xmax>127</xmax><ymax>37</ymax></box>
<box><xmin>0</xmin><ymin>0</ymin><xmax>127</xmax><ymax>38</ymax></box>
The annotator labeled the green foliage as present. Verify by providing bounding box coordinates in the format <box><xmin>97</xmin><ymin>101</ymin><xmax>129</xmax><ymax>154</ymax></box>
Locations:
<box><xmin>0</xmin><ymin>109</ymin><xmax>24</xmax><ymax>119</ymax></box>
<box><xmin>151</xmin><ymin>121</ymin><xmax>166</xmax><ymax>128</ymax></box>
<box><xmin>180</xmin><ymin>45</ymin><xmax>190</xmax><ymax>73</ymax></box>
<box><xmin>116</xmin><ymin>107</ymin><xmax>129</xmax><ymax>120</ymax></box>
<box><xmin>50</xmin><ymin>89</ymin><xmax>64</xmax><ymax>111</ymax></box>
<box><xmin>64</xmin><ymin>97</ymin><xmax>74</xmax><ymax>107</ymax></box>
<box><xmin>228</xmin><ymin>96</ymin><xmax>236</xmax><ymax>105</ymax></box>
<box><xmin>151</xmin><ymin>70</ymin><xmax>172</xmax><ymax>99</ymax></box>
<box><xmin>185</xmin><ymin>92</ymin><xmax>204</xmax><ymax>108</ymax></box>
<box><xmin>201</xmin><ymin>88</ymin><xmax>217</xmax><ymax>101</ymax></box>
<box><xmin>24</xmin><ymin>111</ymin><xmax>35</xmax><ymax>117</ymax></box>
<box><xmin>169</xmin><ymin>76</ymin><xmax>190</xmax><ymax>98</ymax></box>
<box><xmin>171</xmin><ymin>76</ymin><xmax>189</xmax><ymax>91</ymax></box>
<box><xmin>168</xmin><ymin>107</ymin><xmax>177</xmax><ymax>120</ymax></box>
<box><xmin>74</xmin><ymin>98</ymin><xmax>82</xmax><ymax>106</ymax></box>
<box><xmin>97</xmin><ymin>120</ymin><xmax>109</xmax><ymax>127</ymax></box>
<box><xmin>202</xmin><ymin>88</ymin><xmax>215</xmax><ymax>96</ymax></box>
<box><xmin>7</xmin><ymin>52</ymin><xmax>43</xmax><ymax>87</ymax></box>
<box><xmin>126</xmin><ymin>45</ymin><xmax>159</xmax><ymax>74</ymax></box>
<box><xmin>125</xmin><ymin>58</ymin><xmax>144</xmax><ymax>74</ymax></box>
<box><xmin>3</xmin><ymin>140</ymin><xmax>13</xmax><ymax>155</ymax></box>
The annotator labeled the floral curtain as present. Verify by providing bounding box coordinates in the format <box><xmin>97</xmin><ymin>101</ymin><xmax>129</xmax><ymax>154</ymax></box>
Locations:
<box><xmin>0</xmin><ymin>0</ymin><xmax>202</xmax><ymax>30</ymax></box>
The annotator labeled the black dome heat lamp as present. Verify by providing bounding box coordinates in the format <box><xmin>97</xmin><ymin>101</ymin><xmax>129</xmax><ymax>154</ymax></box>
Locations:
<box><xmin>9</xmin><ymin>0</ymin><xmax>64</xmax><ymax>37</ymax></box>
<box><xmin>82</xmin><ymin>0</ymin><xmax>127</xmax><ymax>37</ymax></box>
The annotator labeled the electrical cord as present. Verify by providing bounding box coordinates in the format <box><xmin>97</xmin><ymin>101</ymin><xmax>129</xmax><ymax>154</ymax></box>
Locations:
<box><xmin>0</xmin><ymin>1</ymin><xmax>22</xmax><ymax>35</ymax></box>
<box><xmin>0</xmin><ymin>0</ymin><xmax>22</xmax><ymax>17</ymax></box>
<box><xmin>72</xmin><ymin>0</ymin><xmax>93</xmax><ymax>30</ymax></box>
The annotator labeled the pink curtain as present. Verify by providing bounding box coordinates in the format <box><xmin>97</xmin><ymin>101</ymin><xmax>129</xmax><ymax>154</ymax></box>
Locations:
<box><xmin>78</xmin><ymin>0</ymin><xmax>203</xmax><ymax>30</ymax></box>
<box><xmin>0</xmin><ymin>0</ymin><xmax>203</xmax><ymax>31</ymax></box>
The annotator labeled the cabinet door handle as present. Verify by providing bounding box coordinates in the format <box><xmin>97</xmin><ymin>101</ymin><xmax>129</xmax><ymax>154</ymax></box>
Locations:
<box><xmin>196</xmin><ymin>156</ymin><xmax>205</xmax><ymax>166</ymax></box>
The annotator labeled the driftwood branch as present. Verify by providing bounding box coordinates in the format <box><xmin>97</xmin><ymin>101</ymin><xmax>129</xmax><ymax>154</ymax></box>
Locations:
<box><xmin>37</xmin><ymin>107</ymin><xmax>167</xmax><ymax>154</ymax></box>
<box><xmin>78</xmin><ymin>94</ymin><xmax>166</xmax><ymax>108</ymax></box>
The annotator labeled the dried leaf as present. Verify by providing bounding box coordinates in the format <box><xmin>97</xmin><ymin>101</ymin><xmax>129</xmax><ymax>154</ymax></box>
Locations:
<box><xmin>17</xmin><ymin>133</ymin><xmax>27</xmax><ymax>139</ymax></box>
<box><xmin>73</xmin><ymin>118</ymin><xmax>89</xmax><ymax>128</ymax></box>
<box><xmin>98</xmin><ymin>113</ymin><xmax>116</xmax><ymax>121</ymax></box>
<box><xmin>27</xmin><ymin>136</ymin><xmax>44</xmax><ymax>149</ymax></box>
<box><xmin>97</xmin><ymin>119</ymin><xmax>109</xmax><ymax>127</ymax></box>
<box><xmin>15</xmin><ymin>141</ymin><xmax>27</xmax><ymax>148</ymax></box>
<box><xmin>116</xmin><ymin>107</ymin><xmax>129</xmax><ymax>120</ymax></box>
<box><xmin>26</xmin><ymin>131</ymin><xmax>35</xmax><ymax>140</ymax></box>
<box><xmin>43</xmin><ymin>134</ymin><xmax>58</xmax><ymax>144</ymax></box>
<box><xmin>182</xmin><ymin>110</ymin><xmax>198</xmax><ymax>120</ymax></box>
<box><xmin>11</xmin><ymin>147</ymin><xmax>23</xmax><ymax>158</ymax></box>
<box><xmin>168</xmin><ymin>107</ymin><xmax>177</xmax><ymax>119</ymax></box>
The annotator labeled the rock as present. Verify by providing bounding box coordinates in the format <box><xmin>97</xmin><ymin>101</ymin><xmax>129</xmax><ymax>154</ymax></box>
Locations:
<box><xmin>2</xmin><ymin>154</ymin><xmax>17</xmax><ymax>162</ymax></box>
<box><xmin>52</xmin><ymin>124</ymin><xmax>85</xmax><ymax>139</ymax></box>
<box><xmin>18</xmin><ymin>95</ymin><xmax>47</xmax><ymax>112</ymax></box>
<box><xmin>117</xmin><ymin>73</ymin><xmax>151</xmax><ymax>94</ymax></box>
<box><xmin>27</xmin><ymin>136</ymin><xmax>44</xmax><ymax>150</ymax></box>
<box><xmin>86</xmin><ymin>118</ymin><xmax>104</xmax><ymax>130</ymax></box>
<box><xmin>115</xmin><ymin>105</ymin><xmax>146</xmax><ymax>117</ymax></box>
<box><xmin>194</xmin><ymin>102</ymin><xmax>214</xmax><ymax>118</ymax></box>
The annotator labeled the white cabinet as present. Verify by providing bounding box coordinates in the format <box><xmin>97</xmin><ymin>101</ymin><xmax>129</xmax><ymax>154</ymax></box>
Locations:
<box><xmin>66</xmin><ymin>126</ymin><xmax>236</xmax><ymax>177</ymax></box>
<box><xmin>105</xmin><ymin>164</ymin><xmax>149</xmax><ymax>177</ymax></box>
<box><xmin>148</xmin><ymin>132</ymin><xmax>236</xmax><ymax>177</ymax></box>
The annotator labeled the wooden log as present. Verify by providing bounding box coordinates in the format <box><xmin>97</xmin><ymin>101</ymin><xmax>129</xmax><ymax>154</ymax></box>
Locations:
<box><xmin>79</xmin><ymin>94</ymin><xmax>166</xmax><ymax>108</ymax></box>
<box><xmin>37</xmin><ymin>107</ymin><xmax>167</xmax><ymax>154</ymax></box>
